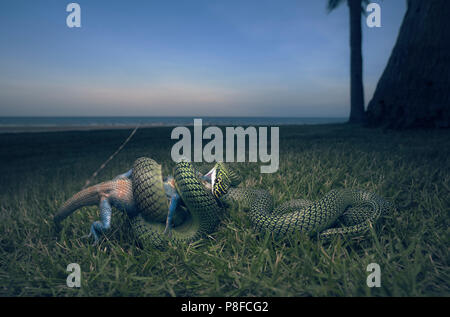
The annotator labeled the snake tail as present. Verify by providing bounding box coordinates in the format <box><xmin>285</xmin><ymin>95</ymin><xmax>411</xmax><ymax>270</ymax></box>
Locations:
<box><xmin>217</xmin><ymin>163</ymin><xmax>392</xmax><ymax>239</ymax></box>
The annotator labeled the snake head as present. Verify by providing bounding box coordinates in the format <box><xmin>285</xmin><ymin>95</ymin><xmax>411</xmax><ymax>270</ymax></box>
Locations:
<box><xmin>202</xmin><ymin>166</ymin><xmax>217</xmax><ymax>190</ymax></box>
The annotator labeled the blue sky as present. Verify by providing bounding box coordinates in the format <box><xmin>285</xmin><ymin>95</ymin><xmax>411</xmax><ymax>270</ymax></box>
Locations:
<box><xmin>0</xmin><ymin>0</ymin><xmax>406</xmax><ymax>117</ymax></box>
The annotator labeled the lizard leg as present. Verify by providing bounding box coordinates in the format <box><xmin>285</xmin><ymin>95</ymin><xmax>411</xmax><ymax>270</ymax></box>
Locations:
<box><xmin>163</xmin><ymin>193</ymin><xmax>180</xmax><ymax>236</ymax></box>
<box><xmin>90</xmin><ymin>197</ymin><xmax>112</xmax><ymax>243</ymax></box>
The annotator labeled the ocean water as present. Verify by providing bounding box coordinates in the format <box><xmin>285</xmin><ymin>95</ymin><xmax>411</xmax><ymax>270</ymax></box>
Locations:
<box><xmin>0</xmin><ymin>117</ymin><xmax>346</xmax><ymax>133</ymax></box>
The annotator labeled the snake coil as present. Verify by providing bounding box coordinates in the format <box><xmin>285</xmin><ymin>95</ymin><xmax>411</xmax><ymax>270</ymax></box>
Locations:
<box><xmin>130</xmin><ymin>158</ymin><xmax>223</xmax><ymax>249</ymax></box>
<box><xmin>129</xmin><ymin>158</ymin><xmax>392</xmax><ymax>249</ymax></box>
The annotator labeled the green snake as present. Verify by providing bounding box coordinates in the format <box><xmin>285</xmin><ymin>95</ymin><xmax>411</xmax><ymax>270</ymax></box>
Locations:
<box><xmin>130</xmin><ymin>158</ymin><xmax>224</xmax><ymax>249</ymax></box>
<box><xmin>129</xmin><ymin>158</ymin><xmax>392</xmax><ymax>249</ymax></box>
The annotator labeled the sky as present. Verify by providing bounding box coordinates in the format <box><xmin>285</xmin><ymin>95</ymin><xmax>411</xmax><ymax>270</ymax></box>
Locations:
<box><xmin>0</xmin><ymin>0</ymin><xmax>407</xmax><ymax>117</ymax></box>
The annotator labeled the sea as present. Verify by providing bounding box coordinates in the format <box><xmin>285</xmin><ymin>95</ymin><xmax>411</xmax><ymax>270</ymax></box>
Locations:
<box><xmin>0</xmin><ymin>117</ymin><xmax>346</xmax><ymax>133</ymax></box>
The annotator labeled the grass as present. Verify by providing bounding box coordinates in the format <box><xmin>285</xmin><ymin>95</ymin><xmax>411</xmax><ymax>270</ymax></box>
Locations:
<box><xmin>0</xmin><ymin>124</ymin><xmax>448</xmax><ymax>296</ymax></box>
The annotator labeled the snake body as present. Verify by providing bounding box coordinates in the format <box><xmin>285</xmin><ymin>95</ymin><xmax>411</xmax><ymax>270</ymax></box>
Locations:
<box><xmin>223</xmin><ymin>187</ymin><xmax>388</xmax><ymax>239</ymax></box>
<box><xmin>130</xmin><ymin>158</ymin><xmax>224</xmax><ymax>249</ymax></box>
<box><xmin>129</xmin><ymin>158</ymin><xmax>391</xmax><ymax>249</ymax></box>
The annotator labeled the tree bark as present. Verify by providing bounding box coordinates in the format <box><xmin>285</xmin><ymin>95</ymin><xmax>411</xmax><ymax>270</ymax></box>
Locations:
<box><xmin>366</xmin><ymin>0</ymin><xmax>450</xmax><ymax>128</ymax></box>
<box><xmin>348</xmin><ymin>0</ymin><xmax>366</xmax><ymax>123</ymax></box>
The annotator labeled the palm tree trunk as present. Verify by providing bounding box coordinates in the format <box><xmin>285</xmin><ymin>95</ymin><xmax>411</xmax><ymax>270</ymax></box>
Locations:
<box><xmin>366</xmin><ymin>0</ymin><xmax>450</xmax><ymax>128</ymax></box>
<box><xmin>347</xmin><ymin>0</ymin><xmax>365</xmax><ymax>123</ymax></box>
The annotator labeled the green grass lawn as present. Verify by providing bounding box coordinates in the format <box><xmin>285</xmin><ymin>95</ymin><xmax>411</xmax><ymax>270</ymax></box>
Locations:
<box><xmin>0</xmin><ymin>124</ymin><xmax>448</xmax><ymax>296</ymax></box>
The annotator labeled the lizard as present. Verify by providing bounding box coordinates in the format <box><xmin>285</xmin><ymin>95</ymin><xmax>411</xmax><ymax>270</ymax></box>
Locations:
<box><xmin>54</xmin><ymin>167</ymin><xmax>215</xmax><ymax>243</ymax></box>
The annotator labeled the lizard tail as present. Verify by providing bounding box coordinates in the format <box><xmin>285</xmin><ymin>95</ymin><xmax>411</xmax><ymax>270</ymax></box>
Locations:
<box><xmin>54</xmin><ymin>183</ymin><xmax>107</xmax><ymax>223</ymax></box>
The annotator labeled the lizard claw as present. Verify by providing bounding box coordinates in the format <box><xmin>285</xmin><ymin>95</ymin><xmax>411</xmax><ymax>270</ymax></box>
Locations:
<box><xmin>80</xmin><ymin>231</ymin><xmax>100</xmax><ymax>246</ymax></box>
<box><xmin>80</xmin><ymin>232</ymin><xmax>92</xmax><ymax>240</ymax></box>
<box><xmin>89</xmin><ymin>222</ymin><xmax>101</xmax><ymax>244</ymax></box>
<box><xmin>163</xmin><ymin>221</ymin><xmax>172</xmax><ymax>237</ymax></box>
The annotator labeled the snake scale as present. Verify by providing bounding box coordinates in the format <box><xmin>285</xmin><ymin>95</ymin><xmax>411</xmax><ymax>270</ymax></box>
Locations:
<box><xmin>129</xmin><ymin>158</ymin><xmax>392</xmax><ymax>249</ymax></box>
